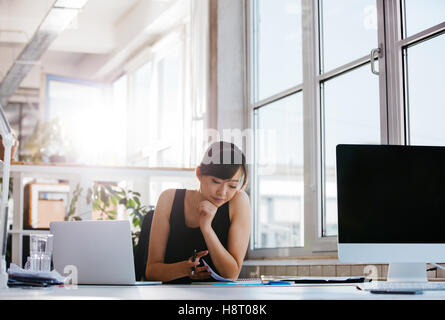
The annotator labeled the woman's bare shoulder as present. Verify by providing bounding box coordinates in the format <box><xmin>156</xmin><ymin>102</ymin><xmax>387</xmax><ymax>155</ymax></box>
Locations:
<box><xmin>229</xmin><ymin>190</ymin><xmax>251</xmax><ymax>219</ymax></box>
<box><xmin>231</xmin><ymin>189</ymin><xmax>250</xmax><ymax>204</ymax></box>
<box><xmin>158</xmin><ymin>188</ymin><xmax>176</xmax><ymax>202</ymax></box>
<box><xmin>155</xmin><ymin>189</ymin><xmax>177</xmax><ymax>217</ymax></box>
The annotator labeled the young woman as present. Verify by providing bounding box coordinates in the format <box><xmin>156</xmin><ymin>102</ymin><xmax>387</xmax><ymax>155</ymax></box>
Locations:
<box><xmin>145</xmin><ymin>141</ymin><xmax>251</xmax><ymax>283</ymax></box>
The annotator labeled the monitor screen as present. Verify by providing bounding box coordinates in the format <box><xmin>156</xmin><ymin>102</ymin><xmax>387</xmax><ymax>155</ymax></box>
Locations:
<box><xmin>336</xmin><ymin>144</ymin><xmax>445</xmax><ymax>244</ymax></box>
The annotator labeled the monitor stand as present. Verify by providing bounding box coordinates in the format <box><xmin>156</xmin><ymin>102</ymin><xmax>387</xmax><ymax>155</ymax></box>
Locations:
<box><xmin>387</xmin><ymin>263</ymin><xmax>427</xmax><ymax>282</ymax></box>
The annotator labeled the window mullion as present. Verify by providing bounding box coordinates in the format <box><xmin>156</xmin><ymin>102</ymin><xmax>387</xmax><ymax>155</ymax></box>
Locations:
<box><xmin>383</xmin><ymin>0</ymin><xmax>405</xmax><ymax>145</ymax></box>
<box><xmin>376</xmin><ymin>0</ymin><xmax>389</xmax><ymax>145</ymax></box>
<box><xmin>303</xmin><ymin>0</ymin><xmax>337</xmax><ymax>254</ymax></box>
<box><xmin>253</xmin><ymin>85</ymin><xmax>303</xmax><ymax>110</ymax></box>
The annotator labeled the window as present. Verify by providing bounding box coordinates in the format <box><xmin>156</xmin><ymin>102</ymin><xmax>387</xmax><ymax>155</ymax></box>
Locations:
<box><xmin>402</xmin><ymin>1</ymin><xmax>445</xmax><ymax>146</ymax></box>
<box><xmin>128</xmin><ymin>61</ymin><xmax>152</xmax><ymax>165</ymax></box>
<box><xmin>249</xmin><ymin>0</ymin><xmax>381</xmax><ymax>256</ymax></box>
<box><xmin>247</xmin><ymin>0</ymin><xmax>443</xmax><ymax>257</ymax></box>
<box><xmin>253</xmin><ymin>0</ymin><xmax>303</xmax><ymax>101</ymax></box>
<box><xmin>122</xmin><ymin>58</ymin><xmax>155</xmax><ymax>166</ymax></box>
<box><xmin>319</xmin><ymin>0</ymin><xmax>381</xmax><ymax>237</ymax></box>
<box><xmin>117</xmin><ymin>23</ymin><xmax>206</xmax><ymax>169</ymax></box>
<box><xmin>321</xmin><ymin>66</ymin><xmax>381</xmax><ymax>236</ymax></box>
<box><xmin>320</xmin><ymin>0</ymin><xmax>378</xmax><ymax>72</ymax></box>
<box><xmin>254</xmin><ymin>93</ymin><xmax>304</xmax><ymax>249</ymax></box>
<box><xmin>46</xmin><ymin>75</ymin><xmax>126</xmax><ymax>166</ymax></box>
<box><xmin>403</xmin><ymin>0</ymin><xmax>445</xmax><ymax>37</ymax></box>
<box><xmin>111</xmin><ymin>75</ymin><xmax>128</xmax><ymax>165</ymax></box>
<box><xmin>249</xmin><ymin>0</ymin><xmax>304</xmax><ymax>254</ymax></box>
<box><xmin>156</xmin><ymin>40</ymin><xmax>184</xmax><ymax>167</ymax></box>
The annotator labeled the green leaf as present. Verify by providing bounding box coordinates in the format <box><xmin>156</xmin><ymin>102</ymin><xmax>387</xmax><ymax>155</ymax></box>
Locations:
<box><xmin>127</xmin><ymin>199</ymin><xmax>135</xmax><ymax>208</ymax></box>
<box><xmin>115</xmin><ymin>190</ymin><xmax>126</xmax><ymax>196</ymax></box>
<box><xmin>106</xmin><ymin>211</ymin><xmax>117</xmax><ymax>220</ymax></box>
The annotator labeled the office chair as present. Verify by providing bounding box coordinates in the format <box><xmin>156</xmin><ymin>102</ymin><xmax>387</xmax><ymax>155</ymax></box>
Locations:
<box><xmin>134</xmin><ymin>209</ymin><xmax>155</xmax><ymax>281</ymax></box>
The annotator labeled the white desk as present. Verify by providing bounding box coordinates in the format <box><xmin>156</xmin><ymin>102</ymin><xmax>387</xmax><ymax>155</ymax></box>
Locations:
<box><xmin>1</xmin><ymin>284</ymin><xmax>445</xmax><ymax>300</ymax></box>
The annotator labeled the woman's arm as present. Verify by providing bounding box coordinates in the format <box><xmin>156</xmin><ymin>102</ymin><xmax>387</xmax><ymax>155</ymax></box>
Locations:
<box><xmin>145</xmin><ymin>189</ymin><xmax>210</xmax><ymax>282</ymax></box>
<box><xmin>200</xmin><ymin>190</ymin><xmax>251</xmax><ymax>280</ymax></box>
<box><xmin>145</xmin><ymin>189</ymin><xmax>179</xmax><ymax>282</ymax></box>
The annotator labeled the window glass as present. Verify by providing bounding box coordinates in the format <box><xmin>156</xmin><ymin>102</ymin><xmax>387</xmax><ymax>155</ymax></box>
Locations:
<box><xmin>134</xmin><ymin>62</ymin><xmax>152</xmax><ymax>149</ymax></box>
<box><xmin>157</xmin><ymin>48</ymin><xmax>183</xmax><ymax>167</ymax></box>
<box><xmin>255</xmin><ymin>0</ymin><xmax>302</xmax><ymax>101</ymax></box>
<box><xmin>320</xmin><ymin>0</ymin><xmax>377</xmax><ymax>72</ymax></box>
<box><xmin>111</xmin><ymin>75</ymin><xmax>128</xmax><ymax>165</ymax></box>
<box><xmin>406</xmin><ymin>35</ymin><xmax>445</xmax><ymax>146</ymax></box>
<box><xmin>322</xmin><ymin>65</ymin><xmax>380</xmax><ymax>236</ymax></box>
<box><xmin>46</xmin><ymin>77</ymin><xmax>117</xmax><ymax>165</ymax></box>
<box><xmin>128</xmin><ymin>62</ymin><xmax>152</xmax><ymax>165</ymax></box>
<box><xmin>254</xmin><ymin>93</ymin><xmax>304</xmax><ymax>248</ymax></box>
<box><xmin>404</xmin><ymin>0</ymin><xmax>445</xmax><ymax>37</ymax></box>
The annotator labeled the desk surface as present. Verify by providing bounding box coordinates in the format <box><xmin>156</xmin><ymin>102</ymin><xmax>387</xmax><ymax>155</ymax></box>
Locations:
<box><xmin>1</xmin><ymin>284</ymin><xmax>445</xmax><ymax>300</ymax></box>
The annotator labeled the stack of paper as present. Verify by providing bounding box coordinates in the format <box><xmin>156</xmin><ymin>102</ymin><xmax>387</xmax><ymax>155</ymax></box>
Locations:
<box><xmin>7</xmin><ymin>263</ymin><xmax>66</xmax><ymax>287</ymax></box>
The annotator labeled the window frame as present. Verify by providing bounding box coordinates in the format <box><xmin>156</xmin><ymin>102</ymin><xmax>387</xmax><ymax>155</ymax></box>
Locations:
<box><xmin>385</xmin><ymin>1</ymin><xmax>445</xmax><ymax>146</ymax></box>
<box><xmin>246</xmin><ymin>0</ymin><xmax>396</xmax><ymax>258</ymax></box>
<box><xmin>246</xmin><ymin>0</ymin><xmax>320</xmax><ymax>258</ymax></box>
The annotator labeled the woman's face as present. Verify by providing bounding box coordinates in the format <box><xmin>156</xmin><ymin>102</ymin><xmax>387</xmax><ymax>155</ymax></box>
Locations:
<box><xmin>198</xmin><ymin>167</ymin><xmax>244</xmax><ymax>207</ymax></box>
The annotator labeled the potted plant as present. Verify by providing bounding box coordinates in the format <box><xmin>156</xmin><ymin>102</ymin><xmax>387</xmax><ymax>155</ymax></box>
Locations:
<box><xmin>66</xmin><ymin>182</ymin><xmax>151</xmax><ymax>251</ymax></box>
<box><xmin>113</xmin><ymin>188</ymin><xmax>153</xmax><ymax>250</ymax></box>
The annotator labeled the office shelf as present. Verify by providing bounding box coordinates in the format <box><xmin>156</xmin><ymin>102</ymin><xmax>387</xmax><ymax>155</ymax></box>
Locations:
<box><xmin>8</xmin><ymin>229</ymin><xmax>50</xmax><ymax>235</ymax></box>
<box><xmin>1</xmin><ymin>162</ymin><xmax>196</xmax><ymax>267</ymax></box>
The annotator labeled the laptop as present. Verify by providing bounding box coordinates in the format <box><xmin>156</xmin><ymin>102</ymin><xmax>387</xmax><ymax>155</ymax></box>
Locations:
<box><xmin>50</xmin><ymin>220</ymin><xmax>161</xmax><ymax>286</ymax></box>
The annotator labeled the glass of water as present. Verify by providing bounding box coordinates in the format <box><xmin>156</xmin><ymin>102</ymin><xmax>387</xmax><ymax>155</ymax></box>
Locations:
<box><xmin>27</xmin><ymin>234</ymin><xmax>54</xmax><ymax>272</ymax></box>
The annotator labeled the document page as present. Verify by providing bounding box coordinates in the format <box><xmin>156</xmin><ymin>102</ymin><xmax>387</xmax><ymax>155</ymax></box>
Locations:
<box><xmin>202</xmin><ymin>260</ymin><xmax>234</xmax><ymax>282</ymax></box>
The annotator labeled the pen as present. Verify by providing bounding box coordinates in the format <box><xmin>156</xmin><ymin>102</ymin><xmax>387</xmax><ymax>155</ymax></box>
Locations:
<box><xmin>191</xmin><ymin>249</ymin><xmax>197</xmax><ymax>275</ymax></box>
<box><xmin>370</xmin><ymin>290</ymin><xmax>421</xmax><ymax>295</ymax></box>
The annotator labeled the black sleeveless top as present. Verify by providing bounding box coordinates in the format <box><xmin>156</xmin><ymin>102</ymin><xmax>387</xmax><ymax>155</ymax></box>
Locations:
<box><xmin>164</xmin><ymin>189</ymin><xmax>231</xmax><ymax>284</ymax></box>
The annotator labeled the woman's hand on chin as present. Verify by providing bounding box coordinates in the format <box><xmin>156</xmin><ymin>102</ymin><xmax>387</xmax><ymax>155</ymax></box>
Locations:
<box><xmin>198</xmin><ymin>200</ymin><xmax>218</xmax><ymax>231</ymax></box>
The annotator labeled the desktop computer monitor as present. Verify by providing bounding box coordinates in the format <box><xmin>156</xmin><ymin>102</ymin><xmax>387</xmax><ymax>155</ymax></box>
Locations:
<box><xmin>336</xmin><ymin>144</ymin><xmax>445</xmax><ymax>282</ymax></box>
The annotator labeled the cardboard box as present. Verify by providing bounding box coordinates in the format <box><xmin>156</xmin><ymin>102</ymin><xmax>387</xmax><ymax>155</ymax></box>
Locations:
<box><xmin>35</xmin><ymin>199</ymin><xmax>66</xmax><ymax>228</ymax></box>
<box><xmin>24</xmin><ymin>182</ymin><xmax>70</xmax><ymax>229</ymax></box>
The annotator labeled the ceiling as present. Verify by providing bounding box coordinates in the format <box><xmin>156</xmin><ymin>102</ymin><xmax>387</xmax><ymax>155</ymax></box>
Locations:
<box><xmin>0</xmin><ymin>0</ymin><xmax>181</xmax><ymax>146</ymax></box>
<box><xmin>0</xmin><ymin>0</ymin><xmax>178</xmax><ymax>91</ymax></box>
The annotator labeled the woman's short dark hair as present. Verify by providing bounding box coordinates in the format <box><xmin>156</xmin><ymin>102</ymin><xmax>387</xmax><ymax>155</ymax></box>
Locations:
<box><xmin>199</xmin><ymin>141</ymin><xmax>248</xmax><ymax>189</ymax></box>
